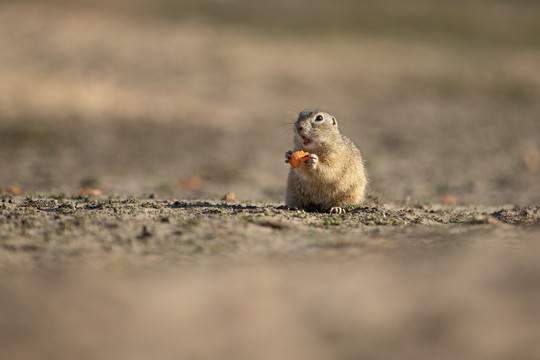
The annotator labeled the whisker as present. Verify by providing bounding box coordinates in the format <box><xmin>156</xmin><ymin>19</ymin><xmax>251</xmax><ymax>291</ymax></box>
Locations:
<box><xmin>279</xmin><ymin>120</ymin><xmax>295</xmax><ymax>134</ymax></box>
<box><xmin>279</xmin><ymin>108</ymin><xmax>301</xmax><ymax>136</ymax></box>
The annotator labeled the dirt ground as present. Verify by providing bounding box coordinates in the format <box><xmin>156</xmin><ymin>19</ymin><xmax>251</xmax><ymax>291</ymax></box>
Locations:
<box><xmin>1</xmin><ymin>1</ymin><xmax>540</xmax><ymax>359</ymax></box>
<box><xmin>1</xmin><ymin>195</ymin><xmax>539</xmax><ymax>360</ymax></box>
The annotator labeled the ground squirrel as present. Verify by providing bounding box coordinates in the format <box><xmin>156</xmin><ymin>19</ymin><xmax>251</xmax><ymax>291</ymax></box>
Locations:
<box><xmin>285</xmin><ymin>109</ymin><xmax>367</xmax><ymax>213</ymax></box>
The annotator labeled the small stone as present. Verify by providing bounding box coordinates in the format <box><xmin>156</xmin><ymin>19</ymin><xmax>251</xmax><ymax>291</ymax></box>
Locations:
<box><xmin>441</xmin><ymin>194</ymin><xmax>457</xmax><ymax>206</ymax></box>
<box><xmin>5</xmin><ymin>186</ymin><xmax>20</xmax><ymax>195</ymax></box>
<box><xmin>523</xmin><ymin>147</ymin><xmax>539</xmax><ymax>171</ymax></box>
<box><xmin>467</xmin><ymin>215</ymin><xmax>498</xmax><ymax>225</ymax></box>
<box><xmin>77</xmin><ymin>188</ymin><xmax>102</xmax><ymax>196</ymax></box>
<box><xmin>222</xmin><ymin>192</ymin><xmax>235</xmax><ymax>201</ymax></box>
<box><xmin>137</xmin><ymin>225</ymin><xmax>152</xmax><ymax>243</ymax></box>
<box><xmin>178</xmin><ymin>176</ymin><xmax>202</xmax><ymax>190</ymax></box>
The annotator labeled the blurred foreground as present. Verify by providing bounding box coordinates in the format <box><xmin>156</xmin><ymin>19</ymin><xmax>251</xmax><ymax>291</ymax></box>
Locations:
<box><xmin>1</xmin><ymin>196</ymin><xmax>539</xmax><ymax>359</ymax></box>
<box><xmin>3</xmin><ymin>255</ymin><xmax>540</xmax><ymax>360</ymax></box>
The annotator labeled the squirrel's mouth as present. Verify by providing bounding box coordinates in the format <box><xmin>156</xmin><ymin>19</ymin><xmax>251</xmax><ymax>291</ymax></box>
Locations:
<box><xmin>300</xmin><ymin>135</ymin><xmax>311</xmax><ymax>146</ymax></box>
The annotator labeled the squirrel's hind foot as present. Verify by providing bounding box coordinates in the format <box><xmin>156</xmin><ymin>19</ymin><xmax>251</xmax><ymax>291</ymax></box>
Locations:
<box><xmin>329</xmin><ymin>207</ymin><xmax>346</xmax><ymax>215</ymax></box>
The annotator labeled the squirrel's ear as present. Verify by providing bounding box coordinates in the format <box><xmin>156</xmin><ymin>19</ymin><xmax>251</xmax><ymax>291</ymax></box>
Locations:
<box><xmin>331</xmin><ymin>116</ymin><xmax>337</xmax><ymax>126</ymax></box>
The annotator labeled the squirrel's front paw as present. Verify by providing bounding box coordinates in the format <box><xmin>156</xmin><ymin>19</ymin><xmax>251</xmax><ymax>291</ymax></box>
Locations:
<box><xmin>284</xmin><ymin>150</ymin><xmax>293</xmax><ymax>163</ymax></box>
<box><xmin>304</xmin><ymin>153</ymin><xmax>318</xmax><ymax>166</ymax></box>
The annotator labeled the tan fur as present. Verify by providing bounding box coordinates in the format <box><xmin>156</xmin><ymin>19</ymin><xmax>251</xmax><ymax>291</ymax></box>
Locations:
<box><xmin>285</xmin><ymin>110</ymin><xmax>367</xmax><ymax>212</ymax></box>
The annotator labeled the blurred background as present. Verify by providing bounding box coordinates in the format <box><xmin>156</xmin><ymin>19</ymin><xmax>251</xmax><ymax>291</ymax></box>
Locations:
<box><xmin>2</xmin><ymin>2</ymin><xmax>540</xmax><ymax>360</ymax></box>
<box><xmin>1</xmin><ymin>0</ymin><xmax>539</xmax><ymax>204</ymax></box>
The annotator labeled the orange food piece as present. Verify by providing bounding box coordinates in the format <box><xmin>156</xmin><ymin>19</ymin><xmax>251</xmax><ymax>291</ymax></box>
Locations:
<box><xmin>289</xmin><ymin>151</ymin><xmax>310</xmax><ymax>169</ymax></box>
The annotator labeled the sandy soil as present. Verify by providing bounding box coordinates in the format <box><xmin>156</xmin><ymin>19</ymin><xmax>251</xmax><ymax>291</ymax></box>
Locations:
<box><xmin>1</xmin><ymin>195</ymin><xmax>540</xmax><ymax>360</ymax></box>
<box><xmin>1</xmin><ymin>195</ymin><xmax>539</xmax><ymax>269</ymax></box>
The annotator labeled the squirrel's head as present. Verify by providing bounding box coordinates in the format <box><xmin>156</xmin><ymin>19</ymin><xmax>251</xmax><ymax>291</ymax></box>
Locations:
<box><xmin>294</xmin><ymin>109</ymin><xmax>341</xmax><ymax>150</ymax></box>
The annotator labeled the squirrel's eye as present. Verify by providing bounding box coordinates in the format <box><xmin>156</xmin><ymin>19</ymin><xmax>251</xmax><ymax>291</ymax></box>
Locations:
<box><xmin>315</xmin><ymin>115</ymin><xmax>324</xmax><ymax>121</ymax></box>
